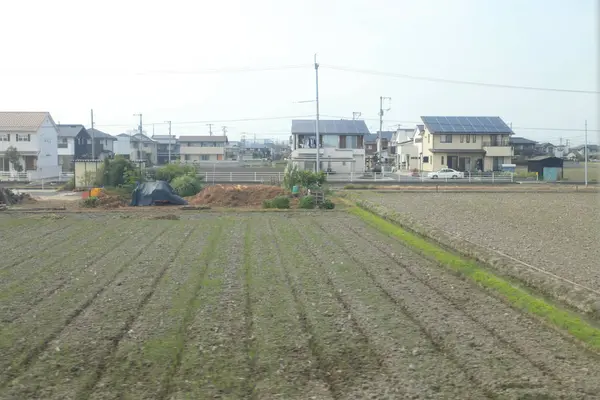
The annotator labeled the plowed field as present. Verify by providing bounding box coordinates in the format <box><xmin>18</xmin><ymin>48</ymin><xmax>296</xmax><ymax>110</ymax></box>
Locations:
<box><xmin>0</xmin><ymin>212</ymin><xmax>598</xmax><ymax>399</ymax></box>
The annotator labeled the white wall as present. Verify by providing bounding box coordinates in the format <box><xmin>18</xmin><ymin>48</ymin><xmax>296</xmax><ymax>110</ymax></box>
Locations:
<box><xmin>114</xmin><ymin>136</ymin><xmax>134</xmax><ymax>157</ymax></box>
<box><xmin>57</xmin><ymin>137</ymin><xmax>74</xmax><ymax>156</ymax></box>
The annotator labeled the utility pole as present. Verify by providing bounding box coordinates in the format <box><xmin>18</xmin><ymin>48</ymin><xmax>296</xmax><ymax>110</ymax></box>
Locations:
<box><xmin>207</xmin><ymin>123</ymin><xmax>214</xmax><ymax>136</ymax></box>
<box><xmin>352</xmin><ymin>112</ymin><xmax>361</xmax><ymax>120</ymax></box>
<box><xmin>165</xmin><ymin>121</ymin><xmax>172</xmax><ymax>163</ymax></box>
<box><xmin>133</xmin><ymin>113</ymin><xmax>142</xmax><ymax>160</ymax></box>
<box><xmin>584</xmin><ymin>120</ymin><xmax>588</xmax><ymax>187</ymax></box>
<box><xmin>378</xmin><ymin>96</ymin><xmax>391</xmax><ymax>159</ymax></box>
<box><xmin>314</xmin><ymin>53</ymin><xmax>321</xmax><ymax>173</ymax></box>
<box><xmin>90</xmin><ymin>109</ymin><xmax>95</xmax><ymax>159</ymax></box>
<box><xmin>222</xmin><ymin>126</ymin><xmax>228</xmax><ymax>136</ymax></box>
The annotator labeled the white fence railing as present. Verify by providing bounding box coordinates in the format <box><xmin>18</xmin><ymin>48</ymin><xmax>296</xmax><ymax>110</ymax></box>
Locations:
<box><xmin>0</xmin><ymin>171</ymin><xmax>74</xmax><ymax>182</ymax></box>
<box><xmin>197</xmin><ymin>171</ymin><xmax>523</xmax><ymax>183</ymax></box>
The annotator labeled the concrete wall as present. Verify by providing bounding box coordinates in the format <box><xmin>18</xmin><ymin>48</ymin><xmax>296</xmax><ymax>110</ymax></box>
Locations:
<box><xmin>74</xmin><ymin>161</ymin><xmax>102</xmax><ymax>188</ymax></box>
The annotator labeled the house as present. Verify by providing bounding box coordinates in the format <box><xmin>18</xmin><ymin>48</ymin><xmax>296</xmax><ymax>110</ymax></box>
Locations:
<box><xmin>565</xmin><ymin>150</ymin><xmax>584</xmax><ymax>161</ymax></box>
<box><xmin>535</xmin><ymin>142</ymin><xmax>555</xmax><ymax>156</ymax></box>
<box><xmin>289</xmin><ymin>119</ymin><xmax>368</xmax><ymax>173</ymax></box>
<box><xmin>364</xmin><ymin>131</ymin><xmax>395</xmax><ymax>165</ymax></box>
<box><xmin>572</xmin><ymin>144</ymin><xmax>599</xmax><ymax>160</ymax></box>
<box><xmin>0</xmin><ymin>111</ymin><xmax>60</xmax><ymax>179</ymax></box>
<box><xmin>57</xmin><ymin>124</ymin><xmax>92</xmax><ymax>171</ymax></box>
<box><xmin>86</xmin><ymin>128</ymin><xmax>117</xmax><ymax>159</ymax></box>
<box><xmin>113</xmin><ymin>132</ymin><xmax>157</xmax><ymax>164</ymax></box>
<box><xmin>179</xmin><ymin>135</ymin><xmax>228</xmax><ymax>163</ymax></box>
<box><xmin>152</xmin><ymin>134</ymin><xmax>179</xmax><ymax>164</ymax></box>
<box><xmin>510</xmin><ymin>136</ymin><xmax>538</xmax><ymax>157</ymax></box>
<box><xmin>418</xmin><ymin>116</ymin><xmax>514</xmax><ymax>172</ymax></box>
<box><xmin>395</xmin><ymin>125</ymin><xmax>425</xmax><ymax>171</ymax></box>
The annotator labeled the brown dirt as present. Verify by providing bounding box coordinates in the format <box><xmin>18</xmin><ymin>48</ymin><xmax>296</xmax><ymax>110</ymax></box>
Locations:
<box><xmin>96</xmin><ymin>192</ymin><xmax>129</xmax><ymax>209</ymax></box>
<box><xmin>187</xmin><ymin>184</ymin><xmax>286</xmax><ymax>207</ymax></box>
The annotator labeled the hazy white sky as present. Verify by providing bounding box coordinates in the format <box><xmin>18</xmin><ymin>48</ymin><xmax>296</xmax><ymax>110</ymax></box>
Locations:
<box><xmin>0</xmin><ymin>0</ymin><xmax>598</xmax><ymax>144</ymax></box>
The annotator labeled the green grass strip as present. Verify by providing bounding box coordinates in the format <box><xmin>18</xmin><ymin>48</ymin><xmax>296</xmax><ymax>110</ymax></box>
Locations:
<box><xmin>348</xmin><ymin>205</ymin><xmax>600</xmax><ymax>351</ymax></box>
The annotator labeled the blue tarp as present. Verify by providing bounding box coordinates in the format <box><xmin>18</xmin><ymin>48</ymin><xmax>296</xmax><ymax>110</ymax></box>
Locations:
<box><xmin>130</xmin><ymin>181</ymin><xmax>188</xmax><ymax>206</ymax></box>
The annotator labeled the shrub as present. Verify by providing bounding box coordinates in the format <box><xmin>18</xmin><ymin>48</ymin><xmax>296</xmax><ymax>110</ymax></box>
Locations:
<box><xmin>262</xmin><ymin>199</ymin><xmax>273</xmax><ymax>209</ymax></box>
<box><xmin>81</xmin><ymin>196</ymin><xmax>100</xmax><ymax>208</ymax></box>
<box><xmin>60</xmin><ymin>177</ymin><xmax>75</xmax><ymax>191</ymax></box>
<box><xmin>270</xmin><ymin>196</ymin><xmax>290</xmax><ymax>209</ymax></box>
<box><xmin>171</xmin><ymin>174</ymin><xmax>203</xmax><ymax>197</ymax></box>
<box><xmin>155</xmin><ymin>164</ymin><xmax>197</xmax><ymax>183</ymax></box>
<box><xmin>282</xmin><ymin>163</ymin><xmax>326</xmax><ymax>191</ymax></box>
<box><xmin>318</xmin><ymin>199</ymin><xmax>335</xmax><ymax>210</ymax></box>
<box><xmin>298</xmin><ymin>195</ymin><xmax>316</xmax><ymax>209</ymax></box>
<box><xmin>98</xmin><ymin>156</ymin><xmax>143</xmax><ymax>187</ymax></box>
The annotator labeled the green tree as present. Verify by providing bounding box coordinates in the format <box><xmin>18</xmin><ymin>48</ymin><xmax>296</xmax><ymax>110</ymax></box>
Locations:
<box><xmin>5</xmin><ymin>146</ymin><xmax>23</xmax><ymax>172</ymax></box>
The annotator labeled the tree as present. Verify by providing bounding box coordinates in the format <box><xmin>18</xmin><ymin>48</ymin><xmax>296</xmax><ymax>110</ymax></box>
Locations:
<box><xmin>5</xmin><ymin>146</ymin><xmax>23</xmax><ymax>172</ymax></box>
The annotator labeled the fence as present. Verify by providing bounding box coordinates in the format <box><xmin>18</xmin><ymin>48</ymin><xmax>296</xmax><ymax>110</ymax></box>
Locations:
<box><xmin>197</xmin><ymin>171</ymin><xmax>526</xmax><ymax>184</ymax></box>
<box><xmin>0</xmin><ymin>171</ymin><xmax>74</xmax><ymax>183</ymax></box>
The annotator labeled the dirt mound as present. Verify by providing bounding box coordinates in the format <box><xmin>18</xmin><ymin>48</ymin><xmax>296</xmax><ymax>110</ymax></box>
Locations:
<box><xmin>0</xmin><ymin>188</ymin><xmax>36</xmax><ymax>206</ymax></box>
<box><xmin>187</xmin><ymin>184</ymin><xmax>286</xmax><ymax>207</ymax></box>
<box><xmin>97</xmin><ymin>192</ymin><xmax>129</xmax><ymax>209</ymax></box>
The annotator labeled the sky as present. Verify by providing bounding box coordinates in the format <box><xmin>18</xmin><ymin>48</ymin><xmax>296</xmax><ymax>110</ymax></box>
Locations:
<box><xmin>0</xmin><ymin>0</ymin><xmax>598</xmax><ymax>145</ymax></box>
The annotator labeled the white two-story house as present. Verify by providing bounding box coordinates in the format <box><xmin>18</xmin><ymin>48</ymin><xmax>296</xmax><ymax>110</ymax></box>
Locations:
<box><xmin>0</xmin><ymin>111</ymin><xmax>60</xmax><ymax>179</ymax></box>
<box><xmin>418</xmin><ymin>116</ymin><xmax>514</xmax><ymax>172</ymax></box>
<box><xmin>289</xmin><ymin>119</ymin><xmax>368</xmax><ymax>173</ymax></box>
<box><xmin>179</xmin><ymin>135</ymin><xmax>228</xmax><ymax>163</ymax></box>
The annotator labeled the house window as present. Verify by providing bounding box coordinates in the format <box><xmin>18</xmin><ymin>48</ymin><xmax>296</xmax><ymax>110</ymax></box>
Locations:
<box><xmin>441</xmin><ymin>156</ymin><xmax>445</xmax><ymax>165</ymax></box>
<box><xmin>184</xmin><ymin>154</ymin><xmax>190</xmax><ymax>161</ymax></box>
<box><xmin>201</xmin><ymin>155</ymin><xmax>210</xmax><ymax>161</ymax></box>
<box><xmin>0</xmin><ymin>134</ymin><xmax>9</xmax><ymax>141</ymax></box>
<box><xmin>346</xmin><ymin>136</ymin><xmax>358</xmax><ymax>149</ymax></box>
<box><xmin>472</xmin><ymin>135</ymin><xmax>476</xmax><ymax>143</ymax></box>
<box><xmin>460</xmin><ymin>135</ymin><xmax>464</xmax><ymax>143</ymax></box>
<box><xmin>440</xmin><ymin>135</ymin><xmax>452</xmax><ymax>143</ymax></box>
<box><xmin>342</xmin><ymin>161</ymin><xmax>346</xmax><ymax>166</ymax></box>
<box><xmin>322</xmin><ymin>135</ymin><xmax>338</xmax><ymax>148</ymax></box>
<box><xmin>16</xmin><ymin>134</ymin><xmax>31</xmax><ymax>142</ymax></box>
<box><xmin>466</xmin><ymin>135</ymin><xmax>471</xmax><ymax>143</ymax></box>
<box><xmin>427</xmin><ymin>134</ymin><xmax>430</xmax><ymax>143</ymax></box>
<box><xmin>423</xmin><ymin>156</ymin><xmax>429</xmax><ymax>163</ymax></box>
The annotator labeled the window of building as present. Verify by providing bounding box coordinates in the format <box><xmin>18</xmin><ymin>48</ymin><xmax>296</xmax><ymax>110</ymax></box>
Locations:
<box><xmin>423</xmin><ymin>156</ymin><xmax>429</xmax><ymax>163</ymax></box>
<box><xmin>472</xmin><ymin>135</ymin><xmax>476</xmax><ymax>143</ymax></box>
<box><xmin>460</xmin><ymin>135</ymin><xmax>464</xmax><ymax>143</ymax></box>
<box><xmin>346</xmin><ymin>136</ymin><xmax>358</xmax><ymax>149</ymax></box>
<box><xmin>440</xmin><ymin>135</ymin><xmax>452</xmax><ymax>143</ymax></box>
<box><xmin>441</xmin><ymin>156</ymin><xmax>444</xmax><ymax>165</ymax></box>
<box><xmin>184</xmin><ymin>154</ymin><xmax>190</xmax><ymax>161</ymax></box>
<box><xmin>0</xmin><ymin>134</ymin><xmax>9</xmax><ymax>141</ymax></box>
<box><xmin>427</xmin><ymin>134</ymin><xmax>430</xmax><ymax>143</ymax></box>
<box><xmin>16</xmin><ymin>134</ymin><xmax>31</xmax><ymax>142</ymax></box>
<box><xmin>322</xmin><ymin>135</ymin><xmax>338</xmax><ymax>148</ymax></box>
<box><xmin>201</xmin><ymin>155</ymin><xmax>210</xmax><ymax>161</ymax></box>
<box><xmin>466</xmin><ymin>135</ymin><xmax>471</xmax><ymax>143</ymax></box>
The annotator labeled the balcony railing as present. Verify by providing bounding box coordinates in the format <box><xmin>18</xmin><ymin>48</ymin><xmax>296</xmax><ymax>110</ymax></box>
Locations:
<box><xmin>482</xmin><ymin>140</ymin><xmax>510</xmax><ymax>147</ymax></box>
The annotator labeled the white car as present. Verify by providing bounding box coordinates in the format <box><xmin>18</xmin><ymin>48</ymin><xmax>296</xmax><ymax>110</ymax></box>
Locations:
<box><xmin>427</xmin><ymin>168</ymin><xmax>464</xmax><ymax>179</ymax></box>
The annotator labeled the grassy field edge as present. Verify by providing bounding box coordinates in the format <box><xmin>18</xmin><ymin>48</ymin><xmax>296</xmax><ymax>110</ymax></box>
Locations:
<box><xmin>346</xmin><ymin>202</ymin><xmax>600</xmax><ymax>352</ymax></box>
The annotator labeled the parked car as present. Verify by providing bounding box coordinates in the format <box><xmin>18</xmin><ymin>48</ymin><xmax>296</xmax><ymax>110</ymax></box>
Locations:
<box><xmin>427</xmin><ymin>168</ymin><xmax>464</xmax><ymax>179</ymax></box>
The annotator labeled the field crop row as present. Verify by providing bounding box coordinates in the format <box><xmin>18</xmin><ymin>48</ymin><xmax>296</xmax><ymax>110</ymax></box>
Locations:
<box><xmin>0</xmin><ymin>212</ymin><xmax>599</xmax><ymax>399</ymax></box>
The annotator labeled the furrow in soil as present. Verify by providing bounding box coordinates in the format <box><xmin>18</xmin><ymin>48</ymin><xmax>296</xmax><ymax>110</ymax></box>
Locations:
<box><xmin>168</xmin><ymin>217</ymin><xmax>251</xmax><ymax>399</ymax></box>
<box><xmin>2</xmin><ymin>222</ymin><xmax>183</xmax><ymax>399</ymax></box>
<box><xmin>87</xmin><ymin>216</ymin><xmax>227</xmax><ymax>400</ymax></box>
<box><xmin>271</xmin><ymin>217</ymin><xmax>398</xmax><ymax>399</ymax></box>
<box><xmin>0</xmin><ymin>220</ymin><xmax>88</xmax><ymax>272</ymax></box>
<box><xmin>246</xmin><ymin>215</ymin><xmax>334</xmax><ymax>400</ymax></box>
<box><xmin>317</xmin><ymin>214</ymin><xmax>600</xmax><ymax>398</ymax></box>
<box><xmin>289</xmin><ymin>217</ymin><xmax>490</xmax><ymax>399</ymax></box>
<box><xmin>0</xmin><ymin>221</ymin><xmax>163</xmax><ymax>383</ymax></box>
<box><xmin>0</xmin><ymin>219</ymin><xmax>133</xmax><ymax>322</ymax></box>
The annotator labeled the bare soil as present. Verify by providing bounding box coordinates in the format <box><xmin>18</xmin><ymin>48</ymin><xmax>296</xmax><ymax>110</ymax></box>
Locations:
<box><xmin>0</xmin><ymin>212</ymin><xmax>598</xmax><ymax>399</ymax></box>
<box><xmin>187</xmin><ymin>184</ymin><xmax>286</xmax><ymax>207</ymax></box>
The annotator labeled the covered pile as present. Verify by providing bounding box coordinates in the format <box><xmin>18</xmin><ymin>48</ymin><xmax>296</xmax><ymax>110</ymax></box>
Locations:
<box><xmin>0</xmin><ymin>188</ymin><xmax>35</xmax><ymax>206</ymax></box>
<box><xmin>187</xmin><ymin>184</ymin><xmax>285</xmax><ymax>207</ymax></box>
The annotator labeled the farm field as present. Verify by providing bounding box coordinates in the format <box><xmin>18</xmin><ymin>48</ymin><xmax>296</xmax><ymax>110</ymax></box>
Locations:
<box><xmin>1</xmin><ymin>212</ymin><xmax>599</xmax><ymax>399</ymax></box>
<box><xmin>355</xmin><ymin>191</ymin><xmax>600</xmax><ymax>290</ymax></box>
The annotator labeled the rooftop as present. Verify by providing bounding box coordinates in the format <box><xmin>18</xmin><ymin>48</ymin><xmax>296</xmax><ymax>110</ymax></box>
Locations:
<box><xmin>179</xmin><ymin>135</ymin><xmax>228</xmax><ymax>142</ymax></box>
<box><xmin>509</xmin><ymin>136</ymin><xmax>538</xmax><ymax>145</ymax></box>
<box><xmin>0</xmin><ymin>111</ymin><xmax>51</xmax><ymax>132</ymax></box>
<box><xmin>58</xmin><ymin>124</ymin><xmax>88</xmax><ymax>138</ymax></box>
<box><xmin>421</xmin><ymin>116</ymin><xmax>513</xmax><ymax>134</ymax></box>
<box><xmin>88</xmin><ymin>128</ymin><xmax>117</xmax><ymax>140</ymax></box>
<box><xmin>291</xmin><ymin>119</ymin><xmax>369</xmax><ymax>136</ymax></box>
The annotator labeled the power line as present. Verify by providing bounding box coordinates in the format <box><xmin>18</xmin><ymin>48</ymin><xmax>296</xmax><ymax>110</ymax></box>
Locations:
<box><xmin>321</xmin><ymin>65</ymin><xmax>600</xmax><ymax>95</ymax></box>
<box><xmin>94</xmin><ymin>114</ymin><xmax>317</xmax><ymax>128</ymax></box>
<box><xmin>135</xmin><ymin>64</ymin><xmax>310</xmax><ymax>75</ymax></box>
